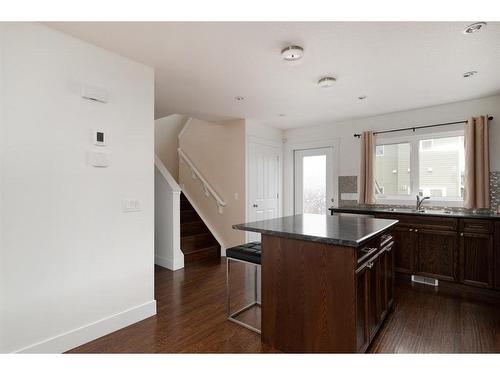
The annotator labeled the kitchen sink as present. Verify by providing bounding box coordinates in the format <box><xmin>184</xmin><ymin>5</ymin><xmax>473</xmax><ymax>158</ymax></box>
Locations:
<box><xmin>383</xmin><ymin>207</ymin><xmax>452</xmax><ymax>215</ymax></box>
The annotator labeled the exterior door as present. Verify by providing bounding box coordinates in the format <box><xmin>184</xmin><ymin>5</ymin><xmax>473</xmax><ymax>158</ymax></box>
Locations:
<box><xmin>247</xmin><ymin>141</ymin><xmax>280</xmax><ymax>242</ymax></box>
<box><xmin>294</xmin><ymin>147</ymin><xmax>334</xmax><ymax>215</ymax></box>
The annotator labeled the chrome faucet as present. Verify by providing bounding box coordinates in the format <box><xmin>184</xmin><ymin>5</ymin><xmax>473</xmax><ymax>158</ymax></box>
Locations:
<box><xmin>416</xmin><ymin>195</ymin><xmax>430</xmax><ymax>211</ymax></box>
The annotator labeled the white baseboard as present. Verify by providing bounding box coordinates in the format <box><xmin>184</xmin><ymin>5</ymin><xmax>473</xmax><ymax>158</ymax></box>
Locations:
<box><xmin>155</xmin><ymin>254</ymin><xmax>183</xmax><ymax>271</ymax></box>
<box><xmin>14</xmin><ymin>300</ymin><xmax>157</xmax><ymax>353</ymax></box>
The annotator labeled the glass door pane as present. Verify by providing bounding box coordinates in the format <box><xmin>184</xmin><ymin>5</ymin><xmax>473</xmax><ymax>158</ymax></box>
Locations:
<box><xmin>294</xmin><ymin>147</ymin><xmax>334</xmax><ymax>215</ymax></box>
<box><xmin>302</xmin><ymin>155</ymin><xmax>327</xmax><ymax>214</ymax></box>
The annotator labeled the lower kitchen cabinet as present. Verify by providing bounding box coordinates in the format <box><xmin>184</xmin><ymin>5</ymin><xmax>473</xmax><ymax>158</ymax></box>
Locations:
<box><xmin>374</xmin><ymin>213</ymin><xmax>499</xmax><ymax>291</ymax></box>
<box><xmin>355</xmin><ymin>266</ymin><xmax>369</xmax><ymax>352</ymax></box>
<box><xmin>496</xmin><ymin>222</ymin><xmax>500</xmax><ymax>291</ymax></box>
<box><xmin>459</xmin><ymin>231</ymin><xmax>494</xmax><ymax>288</ymax></box>
<box><xmin>356</xmin><ymin>239</ymin><xmax>395</xmax><ymax>352</ymax></box>
<box><xmin>416</xmin><ymin>228</ymin><xmax>457</xmax><ymax>282</ymax></box>
<box><xmin>393</xmin><ymin>225</ymin><xmax>415</xmax><ymax>274</ymax></box>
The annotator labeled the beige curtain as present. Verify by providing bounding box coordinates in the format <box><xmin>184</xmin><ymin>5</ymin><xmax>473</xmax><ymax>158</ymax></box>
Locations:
<box><xmin>359</xmin><ymin>131</ymin><xmax>376</xmax><ymax>204</ymax></box>
<box><xmin>464</xmin><ymin>116</ymin><xmax>490</xmax><ymax>209</ymax></box>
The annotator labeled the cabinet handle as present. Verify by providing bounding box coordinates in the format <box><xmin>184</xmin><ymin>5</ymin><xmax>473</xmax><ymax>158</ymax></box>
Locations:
<box><xmin>409</xmin><ymin>228</ymin><xmax>413</xmax><ymax>232</ymax></box>
<box><xmin>460</xmin><ymin>232</ymin><xmax>464</xmax><ymax>237</ymax></box>
<box><xmin>415</xmin><ymin>229</ymin><xmax>419</xmax><ymax>232</ymax></box>
<box><xmin>366</xmin><ymin>261</ymin><xmax>374</xmax><ymax>269</ymax></box>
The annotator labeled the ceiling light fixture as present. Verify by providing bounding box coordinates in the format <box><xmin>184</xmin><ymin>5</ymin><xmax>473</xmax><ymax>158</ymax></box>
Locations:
<box><xmin>281</xmin><ymin>45</ymin><xmax>304</xmax><ymax>62</ymax></box>
<box><xmin>278</xmin><ymin>114</ymin><xmax>286</xmax><ymax>117</ymax></box>
<box><xmin>463</xmin><ymin>22</ymin><xmax>487</xmax><ymax>34</ymax></box>
<box><xmin>358</xmin><ymin>95</ymin><xmax>367</xmax><ymax>100</ymax></box>
<box><xmin>234</xmin><ymin>96</ymin><xmax>245</xmax><ymax>101</ymax></box>
<box><xmin>318</xmin><ymin>77</ymin><xmax>336</xmax><ymax>88</ymax></box>
<box><xmin>463</xmin><ymin>71</ymin><xmax>478</xmax><ymax>78</ymax></box>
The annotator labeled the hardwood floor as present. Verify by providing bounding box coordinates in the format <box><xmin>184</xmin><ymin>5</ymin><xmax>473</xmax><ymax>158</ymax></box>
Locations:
<box><xmin>68</xmin><ymin>259</ymin><xmax>500</xmax><ymax>353</ymax></box>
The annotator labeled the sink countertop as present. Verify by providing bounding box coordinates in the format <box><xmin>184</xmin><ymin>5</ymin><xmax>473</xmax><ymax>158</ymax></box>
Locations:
<box><xmin>233</xmin><ymin>214</ymin><xmax>398</xmax><ymax>247</ymax></box>
<box><xmin>330</xmin><ymin>206</ymin><xmax>500</xmax><ymax>220</ymax></box>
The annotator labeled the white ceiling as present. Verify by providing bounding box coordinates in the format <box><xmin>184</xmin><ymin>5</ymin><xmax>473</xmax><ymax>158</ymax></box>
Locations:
<box><xmin>47</xmin><ymin>22</ymin><xmax>500</xmax><ymax>129</ymax></box>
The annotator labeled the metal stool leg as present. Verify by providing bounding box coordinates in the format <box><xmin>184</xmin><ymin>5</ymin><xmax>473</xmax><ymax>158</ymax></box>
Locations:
<box><xmin>226</xmin><ymin>257</ymin><xmax>261</xmax><ymax>334</ymax></box>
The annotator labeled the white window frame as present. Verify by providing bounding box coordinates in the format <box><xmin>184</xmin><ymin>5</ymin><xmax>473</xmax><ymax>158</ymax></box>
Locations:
<box><xmin>375</xmin><ymin>129</ymin><xmax>465</xmax><ymax>207</ymax></box>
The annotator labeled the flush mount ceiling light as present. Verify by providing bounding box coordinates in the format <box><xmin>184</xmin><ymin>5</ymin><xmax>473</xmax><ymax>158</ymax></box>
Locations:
<box><xmin>234</xmin><ymin>96</ymin><xmax>245</xmax><ymax>101</ymax></box>
<box><xmin>463</xmin><ymin>22</ymin><xmax>487</xmax><ymax>34</ymax></box>
<box><xmin>463</xmin><ymin>70</ymin><xmax>478</xmax><ymax>78</ymax></box>
<box><xmin>281</xmin><ymin>45</ymin><xmax>304</xmax><ymax>62</ymax></box>
<box><xmin>318</xmin><ymin>77</ymin><xmax>336</xmax><ymax>88</ymax></box>
<box><xmin>358</xmin><ymin>95</ymin><xmax>367</xmax><ymax>100</ymax></box>
<box><xmin>278</xmin><ymin>113</ymin><xmax>286</xmax><ymax>117</ymax></box>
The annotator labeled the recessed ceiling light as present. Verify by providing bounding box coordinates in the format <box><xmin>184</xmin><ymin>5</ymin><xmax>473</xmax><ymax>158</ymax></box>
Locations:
<box><xmin>318</xmin><ymin>77</ymin><xmax>336</xmax><ymax>88</ymax></box>
<box><xmin>278</xmin><ymin>114</ymin><xmax>286</xmax><ymax>117</ymax></box>
<box><xmin>463</xmin><ymin>22</ymin><xmax>487</xmax><ymax>34</ymax></box>
<box><xmin>281</xmin><ymin>45</ymin><xmax>304</xmax><ymax>62</ymax></box>
<box><xmin>358</xmin><ymin>95</ymin><xmax>367</xmax><ymax>100</ymax></box>
<box><xmin>463</xmin><ymin>71</ymin><xmax>478</xmax><ymax>78</ymax></box>
<box><xmin>234</xmin><ymin>96</ymin><xmax>245</xmax><ymax>101</ymax></box>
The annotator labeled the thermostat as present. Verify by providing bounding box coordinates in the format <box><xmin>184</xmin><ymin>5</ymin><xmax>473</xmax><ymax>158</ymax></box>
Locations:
<box><xmin>94</xmin><ymin>130</ymin><xmax>106</xmax><ymax>146</ymax></box>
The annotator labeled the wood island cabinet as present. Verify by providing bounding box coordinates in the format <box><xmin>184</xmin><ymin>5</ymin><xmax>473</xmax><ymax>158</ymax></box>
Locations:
<box><xmin>356</xmin><ymin>236</ymin><xmax>394</xmax><ymax>352</ymax></box>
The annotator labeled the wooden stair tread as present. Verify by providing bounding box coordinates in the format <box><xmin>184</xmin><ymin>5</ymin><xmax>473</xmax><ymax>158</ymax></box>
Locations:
<box><xmin>181</xmin><ymin>232</ymin><xmax>212</xmax><ymax>240</ymax></box>
<box><xmin>182</xmin><ymin>244</ymin><xmax>219</xmax><ymax>255</ymax></box>
<box><xmin>180</xmin><ymin>192</ymin><xmax>220</xmax><ymax>263</ymax></box>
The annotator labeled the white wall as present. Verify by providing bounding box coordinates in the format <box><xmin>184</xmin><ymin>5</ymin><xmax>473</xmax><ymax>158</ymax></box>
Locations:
<box><xmin>283</xmin><ymin>95</ymin><xmax>500</xmax><ymax>214</ymax></box>
<box><xmin>245</xmin><ymin>119</ymin><xmax>284</xmax><ymax>142</ymax></box>
<box><xmin>154</xmin><ymin>114</ymin><xmax>187</xmax><ymax>181</ymax></box>
<box><xmin>0</xmin><ymin>23</ymin><xmax>155</xmax><ymax>353</ymax></box>
<box><xmin>154</xmin><ymin>157</ymin><xmax>184</xmax><ymax>270</ymax></box>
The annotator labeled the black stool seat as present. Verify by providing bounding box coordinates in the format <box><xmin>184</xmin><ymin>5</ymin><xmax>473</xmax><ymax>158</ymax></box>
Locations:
<box><xmin>226</xmin><ymin>242</ymin><xmax>261</xmax><ymax>265</ymax></box>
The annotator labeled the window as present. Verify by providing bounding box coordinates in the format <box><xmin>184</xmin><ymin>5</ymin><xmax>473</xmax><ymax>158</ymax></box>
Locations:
<box><xmin>375</xmin><ymin>145</ymin><xmax>385</xmax><ymax>156</ymax></box>
<box><xmin>375</xmin><ymin>132</ymin><xmax>464</xmax><ymax>202</ymax></box>
<box><xmin>419</xmin><ymin>136</ymin><xmax>464</xmax><ymax>199</ymax></box>
<box><xmin>374</xmin><ymin>143</ymin><xmax>411</xmax><ymax>197</ymax></box>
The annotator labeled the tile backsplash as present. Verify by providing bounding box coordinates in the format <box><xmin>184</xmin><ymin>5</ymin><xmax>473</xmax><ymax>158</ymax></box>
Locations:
<box><xmin>338</xmin><ymin>171</ymin><xmax>500</xmax><ymax>211</ymax></box>
<box><xmin>338</xmin><ymin>176</ymin><xmax>358</xmax><ymax>207</ymax></box>
<box><xmin>490</xmin><ymin>171</ymin><xmax>500</xmax><ymax>211</ymax></box>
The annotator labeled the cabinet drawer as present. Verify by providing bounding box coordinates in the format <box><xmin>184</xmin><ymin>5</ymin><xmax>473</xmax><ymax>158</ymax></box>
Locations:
<box><xmin>460</xmin><ymin>219</ymin><xmax>493</xmax><ymax>234</ymax></box>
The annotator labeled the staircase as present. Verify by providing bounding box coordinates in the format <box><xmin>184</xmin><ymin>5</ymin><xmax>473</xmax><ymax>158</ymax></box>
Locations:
<box><xmin>180</xmin><ymin>193</ymin><xmax>221</xmax><ymax>263</ymax></box>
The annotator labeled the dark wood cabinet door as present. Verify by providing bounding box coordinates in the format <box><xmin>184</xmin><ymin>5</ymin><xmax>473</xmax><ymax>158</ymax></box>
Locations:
<box><xmin>416</xmin><ymin>228</ymin><xmax>457</xmax><ymax>282</ymax></box>
<box><xmin>384</xmin><ymin>242</ymin><xmax>395</xmax><ymax>309</ymax></box>
<box><xmin>495</xmin><ymin>223</ymin><xmax>500</xmax><ymax>291</ymax></box>
<box><xmin>355</xmin><ymin>266</ymin><xmax>369</xmax><ymax>352</ymax></box>
<box><xmin>393</xmin><ymin>225</ymin><xmax>415</xmax><ymax>274</ymax></box>
<box><xmin>460</xmin><ymin>232</ymin><xmax>494</xmax><ymax>288</ymax></box>
<box><xmin>366</xmin><ymin>251</ymin><xmax>385</xmax><ymax>340</ymax></box>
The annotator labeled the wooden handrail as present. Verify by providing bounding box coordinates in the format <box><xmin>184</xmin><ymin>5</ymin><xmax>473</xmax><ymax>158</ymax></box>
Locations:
<box><xmin>178</xmin><ymin>148</ymin><xmax>227</xmax><ymax>213</ymax></box>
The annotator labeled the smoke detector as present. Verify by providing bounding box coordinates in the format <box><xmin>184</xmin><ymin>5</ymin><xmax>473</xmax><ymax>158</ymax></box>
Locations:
<box><xmin>318</xmin><ymin>77</ymin><xmax>337</xmax><ymax>88</ymax></box>
<box><xmin>281</xmin><ymin>45</ymin><xmax>304</xmax><ymax>62</ymax></box>
<box><xmin>463</xmin><ymin>22</ymin><xmax>487</xmax><ymax>34</ymax></box>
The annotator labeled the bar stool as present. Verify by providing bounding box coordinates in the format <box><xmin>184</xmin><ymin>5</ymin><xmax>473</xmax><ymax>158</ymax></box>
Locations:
<box><xmin>226</xmin><ymin>241</ymin><xmax>261</xmax><ymax>334</ymax></box>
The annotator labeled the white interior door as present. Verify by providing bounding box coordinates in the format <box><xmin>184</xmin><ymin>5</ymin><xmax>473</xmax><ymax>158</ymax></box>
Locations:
<box><xmin>294</xmin><ymin>147</ymin><xmax>334</xmax><ymax>215</ymax></box>
<box><xmin>248</xmin><ymin>141</ymin><xmax>280</xmax><ymax>242</ymax></box>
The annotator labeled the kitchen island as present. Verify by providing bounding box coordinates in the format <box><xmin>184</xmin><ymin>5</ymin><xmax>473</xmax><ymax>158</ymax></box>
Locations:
<box><xmin>233</xmin><ymin>214</ymin><xmax>398</xmax><ymax>353</ymax></box>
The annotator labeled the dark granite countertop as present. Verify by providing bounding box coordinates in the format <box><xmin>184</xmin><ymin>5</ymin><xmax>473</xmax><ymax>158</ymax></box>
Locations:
<box><xmin>233</xmin><ymin>214</ymin><xmax>398</xmax><ymax>247</ymax></box>
<box><xmin>330</xmin><ymin>207</ymin><xmax>500</xmax><ymax>220</ymax></box>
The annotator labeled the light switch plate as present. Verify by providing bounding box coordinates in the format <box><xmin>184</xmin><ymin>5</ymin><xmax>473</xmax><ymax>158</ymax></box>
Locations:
<box><xmin>88</xmin><ymin>151</ymin><xmax>108</xmax><ymax>167</ymax></box>
<box><xmin>122</xmin><ymin>199</ymin><xmax>141</xmax><ymax>212</ymax></box>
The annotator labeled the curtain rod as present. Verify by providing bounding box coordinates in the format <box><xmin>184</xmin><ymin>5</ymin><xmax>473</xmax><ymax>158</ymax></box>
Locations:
<box><xmin>353</xmin><ymin>115</ymin><xmax>494</xmax><ymax>138</ymax></box>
